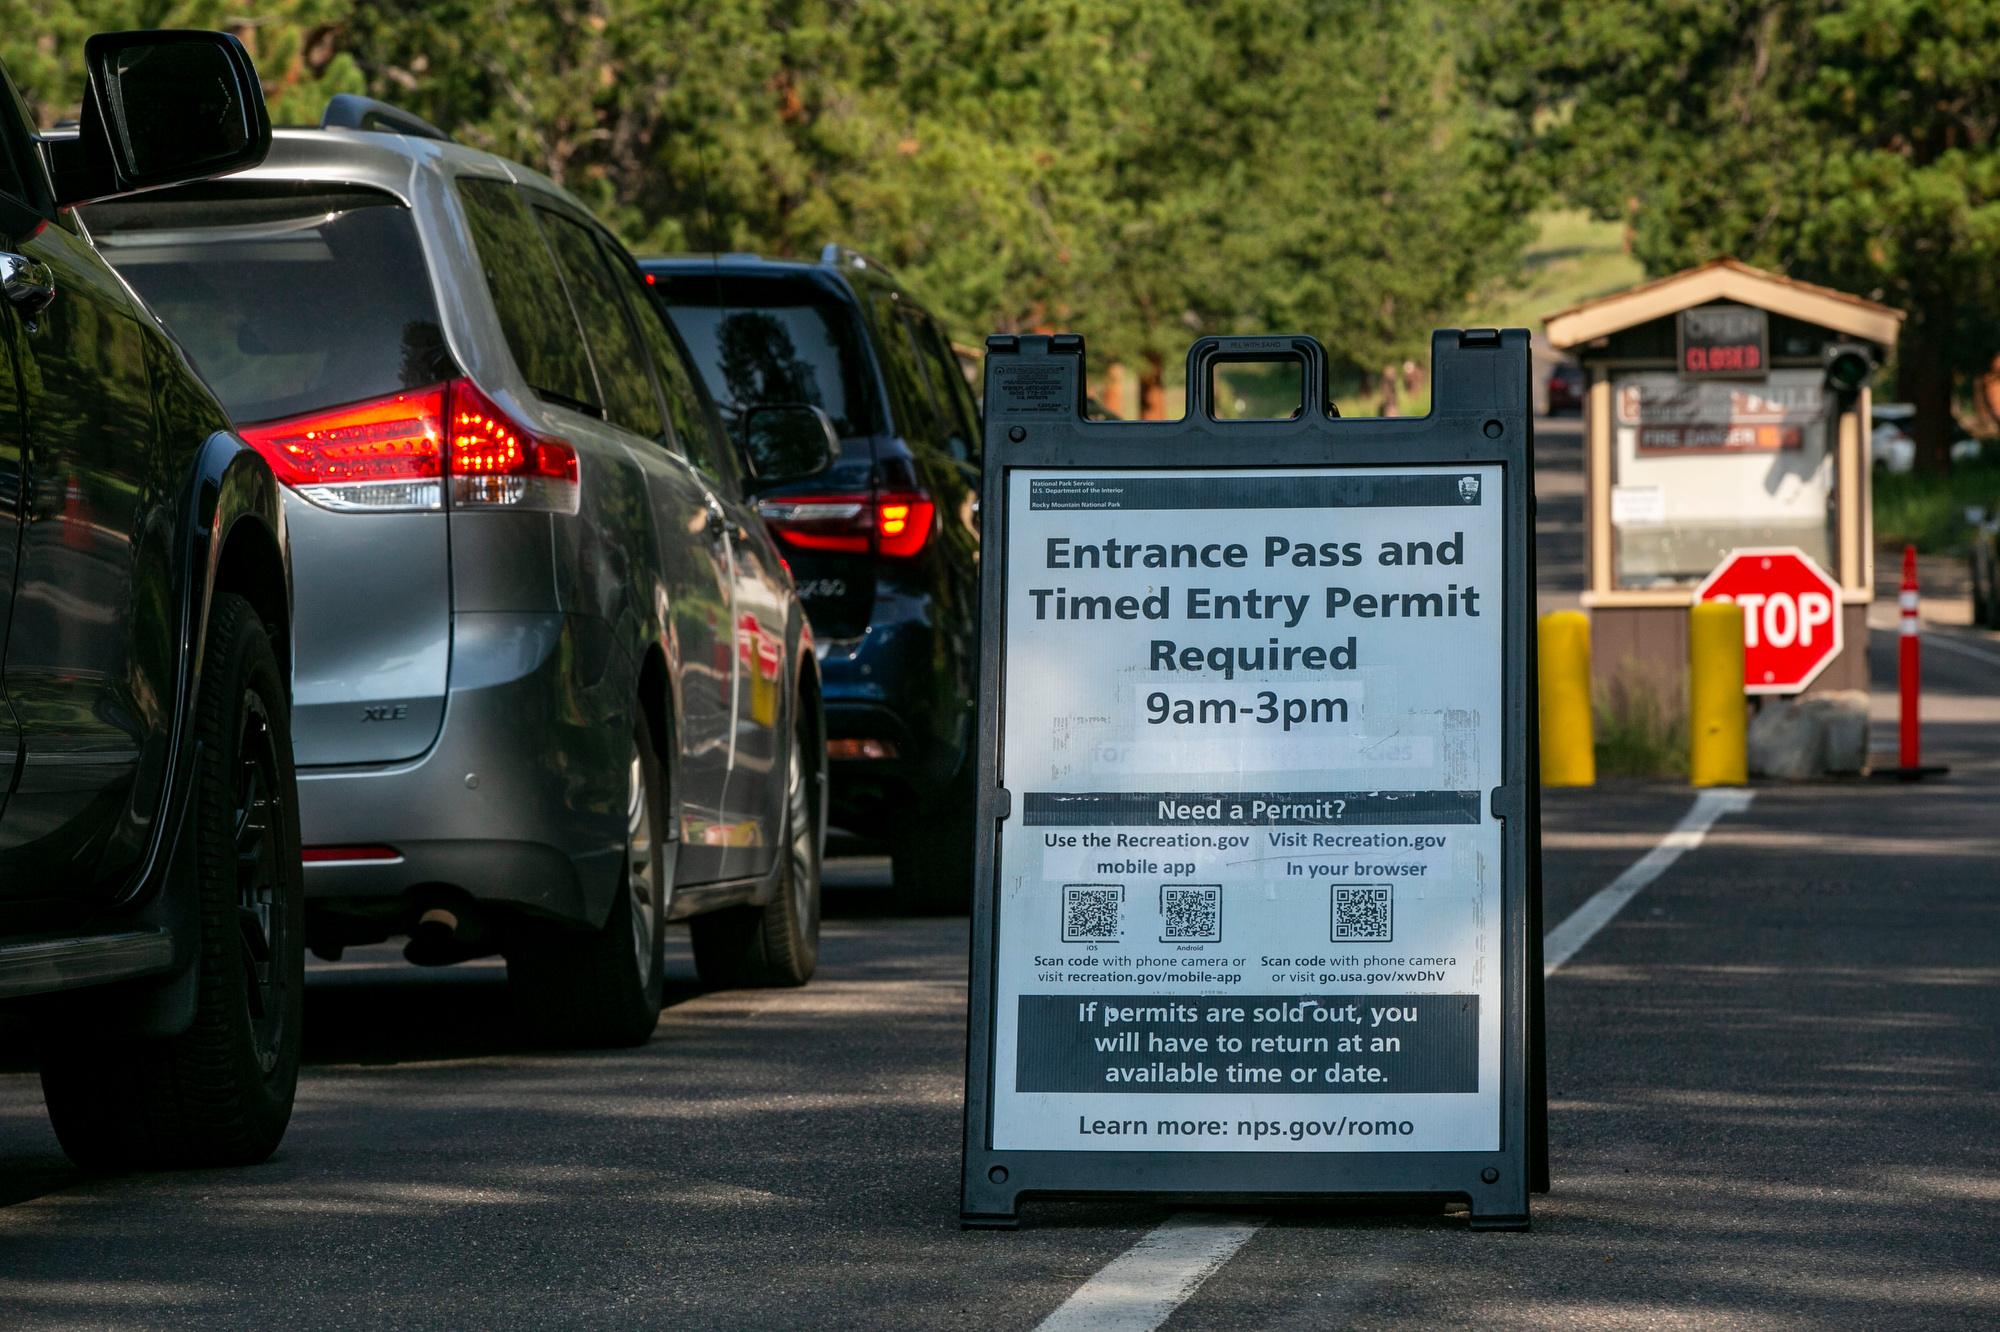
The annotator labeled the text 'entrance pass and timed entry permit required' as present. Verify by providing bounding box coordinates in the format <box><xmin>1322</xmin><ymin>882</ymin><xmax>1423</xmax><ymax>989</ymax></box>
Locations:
<box><xmin>962</xmin><ymin>333</ymin><xmax>1545</xmax><ymax>1231</ymax></box>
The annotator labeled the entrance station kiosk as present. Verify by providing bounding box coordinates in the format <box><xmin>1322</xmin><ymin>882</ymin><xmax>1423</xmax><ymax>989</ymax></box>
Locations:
<box><xmin>1545</xmin><ymin>259</ymin><xmax>1902</xmax><ymax>699</ymax></box>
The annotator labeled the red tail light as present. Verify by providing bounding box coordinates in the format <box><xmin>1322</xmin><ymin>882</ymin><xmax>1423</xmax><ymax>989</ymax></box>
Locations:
<box><xmin>302</xmin><ymin>844</ymin><xmax>402</xmax><ymax>864</ymax></box>
<box><xmin>446</xmin><ymin>379</ymin><xmax>579</xmax><ymax>514</ymax></box>
<box><xmin>875</xmin><ymin>492</ymin><xmax>935</xmax><ymax>557</ymax></box>
<box><xmin>238</xmin><ymin>386</ymin><xmax>446</xmax><ymax>512</ymax></box>
<box><xmin>237</xmin><ymin>379</ymin><xmax>578</xmax><ymax>514</ymax></box>
<box><xmin>757</xmin><ymin>489</ymin><xmax>934</xmax><ymax>557</ymax></box>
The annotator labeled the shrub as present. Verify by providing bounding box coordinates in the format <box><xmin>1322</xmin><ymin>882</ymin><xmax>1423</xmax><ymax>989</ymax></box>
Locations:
<box><xmin>1594</xmin><ymin>662</ymin><xmax>1687</xmax><ymax>780</ymax></box>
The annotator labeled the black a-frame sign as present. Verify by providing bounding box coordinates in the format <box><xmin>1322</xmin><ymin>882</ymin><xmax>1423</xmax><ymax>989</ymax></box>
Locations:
<box><xmin>961</xmin><ymin>331</ymin><xmax>1546</xmax><ymax>1230</ymax></box>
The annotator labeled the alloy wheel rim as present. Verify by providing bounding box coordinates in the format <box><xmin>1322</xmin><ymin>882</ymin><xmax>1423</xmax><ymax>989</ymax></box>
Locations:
<box><xmin>787</xmin><ymin>743</ymin><xmax>816</xmax><ymax>929</ymax></box>
<box><xmin>627</xmin><ymin>749</ymin><xmax>659</xmax><ymax>974</ymax></box>
<box><xmin>233</xmin><ymin>692</ymin><xmax>286</xmax><ymax>1077</ymax></box>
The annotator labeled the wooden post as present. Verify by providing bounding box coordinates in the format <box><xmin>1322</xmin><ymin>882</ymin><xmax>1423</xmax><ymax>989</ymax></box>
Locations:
<box><xmin>1139</xmin><ymin>350</ymin><xmax>1166</xmax><ymax>420</ymax></box>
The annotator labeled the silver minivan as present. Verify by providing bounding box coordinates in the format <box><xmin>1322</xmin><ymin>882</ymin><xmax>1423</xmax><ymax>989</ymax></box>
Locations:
<box><xmin>84</xmin><ymin>97</ymin><xmax>831</xmax><ymax>1046</ymax></box>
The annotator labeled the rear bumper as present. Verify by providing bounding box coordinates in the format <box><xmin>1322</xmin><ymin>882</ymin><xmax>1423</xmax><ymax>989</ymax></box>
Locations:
<box><xmin>816</xmin><ymin>611</ymin><xmax>972</xmax><ymax>832</ymax></box>
<box><xmin>297</xmin><ymin>611</ymin><xmax>626</xmax><ymax>929</ymax></box>
<box><xmin>820</xmin><ymin>699</ymin><xmax>919</xmax><ymax>836</ymax></box>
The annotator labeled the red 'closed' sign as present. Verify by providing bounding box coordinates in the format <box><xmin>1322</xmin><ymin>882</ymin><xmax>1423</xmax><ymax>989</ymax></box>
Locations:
<box><xmin>1694</xmin><ymin>548</ymin><xmax>1844</xmax><ymax>694</ymax></box>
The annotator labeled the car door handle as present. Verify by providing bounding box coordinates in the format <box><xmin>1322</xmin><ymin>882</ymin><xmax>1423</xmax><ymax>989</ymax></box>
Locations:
<box><xmin>0</xmin><ymin>252</ymin><xmax>56</xmax><ymax>325</ymax></box>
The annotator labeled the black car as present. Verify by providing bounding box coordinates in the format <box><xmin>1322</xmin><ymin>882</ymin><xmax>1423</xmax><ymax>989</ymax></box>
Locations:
<box><xmin>646</xmin><ymin>248</ymin><xmax>980</xmax><ymax>911</ymax></box>
<box><xmin>1545</xmin><ymin>360</ymin><xmax>1583</xmax><ymax>414</ymax></box>
<box><xmin>0</xmin><ymin>33</ymin><xmax>303</xmax><ymax>1167</ymax></box>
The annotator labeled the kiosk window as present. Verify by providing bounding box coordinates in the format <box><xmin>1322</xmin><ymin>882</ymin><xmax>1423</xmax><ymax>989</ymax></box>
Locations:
<box><xmin>1609</xmin><ymin>368</ymin><xmax>1837</xmax><ymax>588</ymax></box>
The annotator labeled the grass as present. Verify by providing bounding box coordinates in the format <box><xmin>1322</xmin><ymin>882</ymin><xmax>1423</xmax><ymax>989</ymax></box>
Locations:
<box><xmin>1469</xmin><ymin>208</ymin><xmax>1645</xmax><ymax>335</ymax></box>
<box><xmin>1872</xmin><ymin>454</ymin><xmax>2000</xmax><ymax>552</ymax></box>
<box><xmin>1593</xmin><ymin>662</ymin><xmax>1688</xmax><ymax>781</ymax></box>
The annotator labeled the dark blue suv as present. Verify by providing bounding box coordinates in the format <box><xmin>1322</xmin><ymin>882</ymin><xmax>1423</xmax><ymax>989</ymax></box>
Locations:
<box><xmin>645</xmin><ymin>248</ymin><xmax>979</xmax><ymax>911</ymax></box>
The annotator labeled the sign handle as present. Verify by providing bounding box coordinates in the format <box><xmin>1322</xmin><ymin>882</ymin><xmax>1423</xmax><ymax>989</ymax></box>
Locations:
<box><xmin>1184</xmin><ymin>334</ymin><xmax>1330</xmax><ymax>421</ymax></box>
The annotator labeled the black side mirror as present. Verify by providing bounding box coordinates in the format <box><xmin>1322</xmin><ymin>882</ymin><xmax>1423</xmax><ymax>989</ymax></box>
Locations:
<box><xmin>740</xmin><ymin>404</ymin><xmax>840</xmax><ymax>489</ymax></box>
<box><xmin>47</xmin><ymin>30</ymin><xmax>271</xmax><ymax>210</ymax></box>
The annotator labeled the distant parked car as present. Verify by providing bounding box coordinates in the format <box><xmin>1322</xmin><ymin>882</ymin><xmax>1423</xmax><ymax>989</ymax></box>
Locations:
<box><xmin>646</xmin><ymin>248</ymin><xmax>981</xmax><ymax>911</ymax></box>
<box><xmin>1545</xmin><ymin>360</ymin><xmax>1583</xmax><ymax>414</ymax></box>
<box><xmin>0</xmin><ymin>32</ymin><xmax>306</xmax><ymax>1169</ymax></box>
<box><xmin>1871</xmin><ymin>402</ymin><xmax>1981</xmax><ymax>473</ymax></box>
<box><xmin>85</xmin><ymin>98</ymin><xmax>832</xmax><ymax>1045</ymax></box>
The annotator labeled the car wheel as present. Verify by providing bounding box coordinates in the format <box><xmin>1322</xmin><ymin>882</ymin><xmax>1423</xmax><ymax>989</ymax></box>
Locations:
<box><xmin>506</xmin><ymin>719</ymin><xmax>668</xmax><ymax>1047</ymax></box>
<box><xmin>889</xmin><ymin>762</ymin><xmax>976</xmax><ymax>916</ymax></box>
<box><xmin>690</xmin><ymin>718</ymin><xmax>821</xmax><ymax>988</ymax></box>
<box><xmin>40</xmin><ymin>593</ymin><xmax>304</xmax><ymax>1170</ymax></box>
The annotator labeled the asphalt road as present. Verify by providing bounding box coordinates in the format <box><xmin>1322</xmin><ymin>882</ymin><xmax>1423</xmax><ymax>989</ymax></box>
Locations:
<box><xmin>4</xmin><ymin>423</ymin><xmax>1997</xmax><ymax>1328</ymax></box>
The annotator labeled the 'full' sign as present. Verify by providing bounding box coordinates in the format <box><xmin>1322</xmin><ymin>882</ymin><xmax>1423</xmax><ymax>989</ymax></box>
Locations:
<box><xmin>1695</xmin><ymin>547</ymin><xmax>1844</xmax><ymax>694</ymax></box>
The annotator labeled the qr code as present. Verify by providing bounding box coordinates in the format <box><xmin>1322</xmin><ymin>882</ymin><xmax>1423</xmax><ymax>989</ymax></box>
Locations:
<box><xmin>1159</xmin><ymin>885</ymin><xmax>1222</xmax><ymax>942</ymax></box>
<box><xmin>1063</xmin><ymin>884</ymin><xmax>1123</xmax><ymax>942</ymax></box>
<box><xmin>1333</xmin><ymin>886</ymin><xmax>1393</xmax><ymax>942</ymax></box>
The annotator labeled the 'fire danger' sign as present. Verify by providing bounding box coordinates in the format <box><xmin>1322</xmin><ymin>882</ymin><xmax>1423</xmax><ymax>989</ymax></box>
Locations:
<box><xmin>1695</xmin><ymin>547</ymin><xmax>1844</xmax><ymax>694</ymax></box>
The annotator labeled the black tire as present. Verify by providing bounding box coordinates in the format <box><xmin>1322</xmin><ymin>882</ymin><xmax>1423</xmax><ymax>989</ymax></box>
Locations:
<box><xmin>506</xmin><ymin>719</ymin><xmax>667</xmax><ymax>1047</ymax></box>
<box><xmin>889</xmin><ymin>764</ymin><xmax>975</xmax><ymax>916</ymax></box>
<box><xmin>690</xmin><ymin>720</ymin><xmax>821</xmax><ymax>988</ymax></box>
<box><xmin>40</xmin><ymin>593</ymin><xmax>304</xmax><ymax>1170</ymax></box>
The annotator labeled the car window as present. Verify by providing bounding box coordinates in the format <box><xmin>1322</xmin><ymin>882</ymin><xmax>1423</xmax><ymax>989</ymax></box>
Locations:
<box><xmin>0</xmin><ymin>69</ymin><xmax>47</xmax><ymax>216</ymax></box>
<box><xmin>456</xmin><ymin>177</ymin><xmax>599</xmax><ymax>414</ymax></box>
<box><xmin>84</xmin><ymin>186</ymin><xmax>452</xmax><ymax>424</ymax></box>
<box><xmin>660</xmin><ymin>272</ymin><xmax>882</xmax><ymax>438</ymax></box>
<box><xmin>863</xmin><ymin>291</ymin><xmax>941</xmax><ymax>450</ymax></box>
<box><xmin>534</xmin><ymin>207</ymin><xmax>662</xmax><ymax>439</ymax></box>
<box><xmin>906</xmin><ymin>312</ymin><xmax>980</xmax><ymax>464</ymax></box>
<box><xmin>634</xmin><ymin>290</ymin><xmax>738</xmax><ymax>494</ymax></box>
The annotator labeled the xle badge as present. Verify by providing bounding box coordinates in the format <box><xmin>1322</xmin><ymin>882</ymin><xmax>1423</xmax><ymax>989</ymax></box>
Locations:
<box><xmin>360</xmin><ymin>704</ymin><xmax>409</xmax><ymax>722</ymax></box>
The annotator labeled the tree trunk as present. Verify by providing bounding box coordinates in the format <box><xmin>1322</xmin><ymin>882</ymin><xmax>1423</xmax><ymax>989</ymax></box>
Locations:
<box><xmin>1902</xmin><ymin>316</ymin><xmax>1955</xmax><ymax>476</ymax></box>
<box><xmin>1103</xmin><ymin>361</ymin><xmax>1127</xmax><ymax>420</ymax></box>
<box><xmin>1139</xmin><ymin>350</ymin><xmax>1167</xmax><ymax>421</ymax></box>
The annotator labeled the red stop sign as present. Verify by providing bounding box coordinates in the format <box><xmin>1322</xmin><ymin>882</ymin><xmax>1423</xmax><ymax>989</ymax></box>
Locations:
<box><xmin>1694</xmin><ymin>548</ymin><xmax>1844</xmax><ymax>694</ymax></box>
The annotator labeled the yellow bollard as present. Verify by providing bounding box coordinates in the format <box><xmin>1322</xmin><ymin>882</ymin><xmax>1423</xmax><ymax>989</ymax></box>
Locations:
<box><xmin>1537</xmin><ymin>610</ymin><xmax>1595</xmax><ymax>787</ymax></box>
<box><xmin>1688</xmin><ymin>600</ymin><xmax>1748</xmax><ymax>786</ymax></box>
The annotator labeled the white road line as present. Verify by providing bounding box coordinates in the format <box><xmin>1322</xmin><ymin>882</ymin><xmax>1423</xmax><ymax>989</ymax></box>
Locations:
<box><xmin>1542</xmin><ymin>788</ymin><xmax>1753</xmax><ymax>975</ymax></box>
<box><xmin>1036</xmin><ymin>789</ymin><xmax>1753</xmax><ymax>1330</ymax></box>
<box><xmin>1917</xmin><ymin>631</ymin><xmax>2000</xmax><ymax>669</ymax></box>
<box><xmin>1034</xmin><ymin>1213</ymin><xmax>1266</xmax><ymax>1332</ymax></box>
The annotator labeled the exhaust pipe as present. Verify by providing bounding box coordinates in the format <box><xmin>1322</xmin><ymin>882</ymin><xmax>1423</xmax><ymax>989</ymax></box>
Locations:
<box><xmin>403</xmin><ymin>903</ymin><xmax>488</xmax><ymax>966</ymax></box>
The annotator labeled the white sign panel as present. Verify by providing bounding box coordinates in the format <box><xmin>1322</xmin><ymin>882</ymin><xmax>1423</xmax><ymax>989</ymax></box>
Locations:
<box><xmin>1611</xmin><ymin>484</ymin><xmax>1666</xmax><ymax>526</ymax></box>
<box><xmin>991</xmin><ymin>466</ymin><xmax>1504</xmax><ymax>1154</ymax></box>
<box><xmin>1611</xmin><ymin>369</ymin><xmax>1832</xmax><ymax>525</ymax></box>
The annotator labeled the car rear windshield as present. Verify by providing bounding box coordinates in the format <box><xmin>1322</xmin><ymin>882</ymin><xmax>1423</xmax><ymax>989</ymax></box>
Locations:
<box><xmin>658</xmin><ymin>273</ymin><xmax>881</xmax><ymax>437</ymax></box>
<box><xmin>83</xmin><ymin>185</ymin><xmax>451</xmax><ymax>425</ymax></box>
